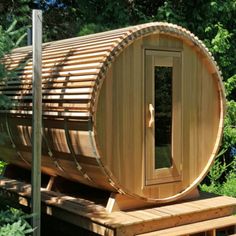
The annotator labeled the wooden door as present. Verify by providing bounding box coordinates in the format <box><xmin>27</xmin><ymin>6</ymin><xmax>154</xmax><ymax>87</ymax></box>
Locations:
<box><xmin>145</xmin><ymin>49</ymin><xmax>183</xmax><ymax>186</ymax></box>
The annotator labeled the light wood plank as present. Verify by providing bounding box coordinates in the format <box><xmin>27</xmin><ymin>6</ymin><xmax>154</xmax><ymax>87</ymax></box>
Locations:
<box><xmin>137</xmin><ymin>216</ymin><xmax>236</xmax><ymax>236</ymax></box>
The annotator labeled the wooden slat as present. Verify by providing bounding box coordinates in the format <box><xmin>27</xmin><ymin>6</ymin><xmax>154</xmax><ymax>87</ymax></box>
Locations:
<box><xmin>183</xmin><ymin>195</ymin><xmax>236</xmax><ymax>209</ymax></box>
<box><xmin>15</xmin><ymin>27</ymin><xmax>131</xmax><ymax>50</ymax></box>
<box><xmin>16</xmin><ymin>62</ymin><xmax>103</xmax><ymax>75</ymax></box>
<box><xmin>31</xmin><ymin>36</ymin><xmax>122</xmax><ymax>55</ymax></box>
<box><xmin>0</xmin><ymin>110</ymin><xmax>90</xmax><ymax>118</ymax></box>
<box><xmin>7</xmin><ymin>56</ymin><xmax>105</xmax><ymax>71</ymax></box>
<box><xmin>4</xmin><ymin>40</ymin><xmax>117</xmax><ymax>60</ymax></box>
<box><xmin>12</xmin><ymin>102</ymin><xmax>90</xmax><ymax>111</ymax></box>
<box><xmin>137</xmin><ymin>216</ymin><xmax>236</xmax><ymax>236</ymax></box>
<box><xmin>127</xmin><ymin>209</ymin><xmax>169</xmax><ymax>221</ymax></box>
<box><xmin>0</xmin><ymin>87</ymin><xmax>93</xmax><ymax>95</ymax></box>
<box><xmin>155</xmin><ymin>203</ymin><xmax>200</xmax><ymax>216</ymax></box>
<box><xmin>4</xmin><ymin>45</ymin><xmax>113</xmax><ymax>66</ymax></box>
<box><xmin>4</xmin><ymin>51</ymin><xmax>109</xmax><ymax>68</ymax></box>
<box><xmin>7</xmin><ymin>94</ymin><xmax>91</xmax><ymax>100</ymax></box>
<box><xmin>8</xmin><ymin>28</ymin><xmax>131</xmax><ymax>55</ymax></box>
<box><xmin>4</xmin><ymin>42</ymin><xmax>117</xmax><ymax>63</ymax></box>
<box><xmin>0</xmin><ymin>81</ymin><xmax>95</xmax><ymax>91</ymax></box>
<box><xmin>17</xmin><ymin>68</ymin><xmax>100</xmax><ymax>80</ymax></box>
<box><xmin>0</xmin><ymin>75</ymin><xmax>97</xmax><ymax>86</ymax></box>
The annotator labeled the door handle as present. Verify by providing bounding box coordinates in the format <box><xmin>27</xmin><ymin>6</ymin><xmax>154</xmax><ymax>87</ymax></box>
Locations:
<box><xmin>148</xmin><ymin>103</ymin><xmax>154</xmax><ymax>128</ymax></box>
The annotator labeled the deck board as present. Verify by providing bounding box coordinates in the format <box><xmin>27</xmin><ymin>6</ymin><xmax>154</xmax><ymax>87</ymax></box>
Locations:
<box><xmin>0</xmin><ymin>177</ymin><xmax>236</xmax><ymax>236</ymax></box>
<box><xmin>138</xmin><ymin>215</ymin><xmax>236</xmax><ymax>236</ymax></box>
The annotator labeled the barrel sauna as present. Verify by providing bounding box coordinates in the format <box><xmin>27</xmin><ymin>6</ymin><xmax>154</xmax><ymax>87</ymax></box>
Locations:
<box><xmin>0</xmin><ymin>22</ymin><xmax>225</xmax><ymax>203</ymax></box>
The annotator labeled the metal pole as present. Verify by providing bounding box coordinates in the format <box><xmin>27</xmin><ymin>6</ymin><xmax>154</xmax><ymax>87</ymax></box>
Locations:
<box><xmin>32</xmin><ymin>9</ymin><xmax>42</xmax><ymax>236</ymax></box>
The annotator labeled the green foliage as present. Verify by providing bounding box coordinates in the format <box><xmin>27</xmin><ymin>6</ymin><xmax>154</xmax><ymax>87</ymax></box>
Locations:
<box><xmin>225</xmin><ymin>74</ymin><xmax>236</xmax><ymax>100</ymax></box>
<box><xmin>0</xmin><ymin>20</ymin><xmax>26</xmax><ymax>111</ymax></box>
<box><xmin>0</xmin><ymin>0</ymin><xmax>30</xmax><ymax>46</ymax></box>
<box><xmin>78</xmin><ymin>23</ymin><xmax>108</xmax><ymax>36</ymax></box>
<box><xmin>208</xmin><ymin>158</ymin><xmax>228</xmax><ymax>185</ymax></box>
<box><xmin>0</xmin><ymin>161</ymin><xmax>5</xmax><ymax>174</ymax></box>
<box><xmin>200</xmin><ymin>157</ymin><xmax>236</xmax><ymax>197</ymax></box>
<box><xmin>223</xmin><ymin>100</ymin><xmax>236</xmax><ymax>149</ymax></box>
<box><xmin>0</xmin><ymin>220</ymin><xmax>33</xmax><ymax>236</ymax></box>
<box><xmin>0</xmin><ymin>208</ymin><xmax>33</xmax><ymax>236</ymax></box>
<box><xmin>210</xmin><ymin>24</ymin><xmax>232</xmax><ymax>54</ymax></box>
<box><xmin>200</xmin><ymin>183</ymin><xmax>219</xmax><ymax>194</ymax></box>
<box><xmin>153</xmin><ymin>0</ymin><xmax>236</xmax><ymax>79</ymax></box>
<box><xmin>220</xmin><ymin>172</ymin><xmax>236</xmax><ymax>197</ymax></box>
<box><xmin>0</xmin><ymin>26</ymin><xmax>14</xmax><ymax>57</ymax></box>
<box><xmin>0</xmin><ymin>19</ymin><xmax>27</xmax><ymax>166</ymax></box>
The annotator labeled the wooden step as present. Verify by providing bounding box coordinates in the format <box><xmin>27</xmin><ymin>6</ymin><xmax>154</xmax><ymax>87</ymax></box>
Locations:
<box><xmin>138</xmin><ymin>215</ymin><xmax>236</xmax><ymax>236</ymax></box>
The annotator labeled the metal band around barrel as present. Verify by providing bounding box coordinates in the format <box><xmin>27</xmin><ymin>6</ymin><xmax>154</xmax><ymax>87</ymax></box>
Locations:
<box><xmin>41</xmin><ymin>120</ymin><xmax>65</xmax><ymax>172</ymax></box>
<box><xmin>64</xmin><ymin>117</ymin><xmax>94</xmax><ymax>183</ymax></box>
<box><xmin>87</xmin><ymin>115</ymin><xmax>123</xmax><ymax>193</ymax></box>
<box><xmin>5</xmin><ymin>113</ymin><xmax>31</xmax><ymax>166</ymax></box>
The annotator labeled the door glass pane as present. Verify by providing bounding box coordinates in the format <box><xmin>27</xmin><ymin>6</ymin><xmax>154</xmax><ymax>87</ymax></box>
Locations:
<box><xmin>155</xmin><ymin>66</ymin><xmax>172</xmax><ymax>169</ymax></box>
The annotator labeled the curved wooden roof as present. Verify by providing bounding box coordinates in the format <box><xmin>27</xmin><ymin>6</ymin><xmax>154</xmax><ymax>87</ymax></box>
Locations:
<box><xmin>1</xmin><ymin>22</ymin><xmax>224</xmax><ymax>120</ymax></box>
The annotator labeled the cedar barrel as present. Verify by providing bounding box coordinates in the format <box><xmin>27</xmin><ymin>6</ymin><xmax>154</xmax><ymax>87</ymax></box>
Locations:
<box><xmin>0</xmin><ymin>22</ymin><xmax>225</xmax><ymax>203</ymax></box>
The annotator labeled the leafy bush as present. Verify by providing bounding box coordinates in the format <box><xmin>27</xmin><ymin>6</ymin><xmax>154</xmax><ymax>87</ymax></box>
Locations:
<box><xmin>200</xmin><ymin>155</ymin><xmax>236</xmax><ymax>197</ymax></box>
<box><xmin>220</xmin><ymin>172</ymin><xmax>236</xmax><ymax>197</ymax></box>
<box><xmin>0</xmin><ymin>208</ymin><xmax>33</xmax><ymax>236</ymax></box>
<box><xmin>0</xmin><ymin>161</ymin><xmax>5</xmax><ymax>174</ymax></box>
<box><xmin>200</xmin><ymin>171</ymin><xmax>236</xmax><ymax>198</ymax></box>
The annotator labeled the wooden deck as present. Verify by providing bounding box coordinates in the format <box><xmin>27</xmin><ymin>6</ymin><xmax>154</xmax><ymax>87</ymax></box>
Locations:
<box><xmin>0</xmin><ymin>176</ymin><xmax>236</xmax><ymax>236</ymax></box>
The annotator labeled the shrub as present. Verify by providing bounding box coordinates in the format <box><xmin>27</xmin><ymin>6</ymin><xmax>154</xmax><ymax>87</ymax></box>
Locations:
<box><xmin>219</xmin><ymin>172</ymin><xmax>236</xmax><ymax>197</ymax></box>
<box><xmin>0</xmin><ymin>161</ymin><xmax>5</xmax><ymax>174</ymax></box>
<box><xmin>200</xmin><ymin>155</ymin><xmax>236</xmax><ymax>197</ymax></box>
<box><xmin>0</xmin><ymin>208</ymin><xmax>33</xmax><ymax>236</ymax></box>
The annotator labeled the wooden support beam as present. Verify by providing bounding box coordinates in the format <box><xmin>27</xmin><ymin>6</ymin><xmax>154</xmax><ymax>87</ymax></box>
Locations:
<box><xmin>106</xmin><ymin>193</ymin><xmax>156</xmax><ymax>213</ymax></box>
<box><xmin>31</xmin><ymin>9</ymin><xmax>42</xmax><ymax>236</ymax></box>
<box><xmin>106</xmin><ymin>188</ymin><xmax>200</xmax><ymax>213</ymax></box>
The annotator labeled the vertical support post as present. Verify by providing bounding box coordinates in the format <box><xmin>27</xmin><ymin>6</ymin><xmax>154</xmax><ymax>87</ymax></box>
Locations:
<box><xmin>32</xmin><ymin>9</ymin><xmax>42</xmax><ymax>236</ymax></box>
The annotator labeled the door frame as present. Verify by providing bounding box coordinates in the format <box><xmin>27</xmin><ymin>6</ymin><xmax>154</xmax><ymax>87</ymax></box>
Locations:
<box><xmin>144</xmin><ymin>49</ymin><xmax>183</xmax><ymax>186</ymax></box>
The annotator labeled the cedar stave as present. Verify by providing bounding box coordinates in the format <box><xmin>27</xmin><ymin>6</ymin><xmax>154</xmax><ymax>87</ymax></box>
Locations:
<box><xmin>3</xmin><ymin>46</ymin><xmax>114</xmax><ymax>67</ymax></box>
<box><xmin>9</xmin><ymin>28</ymin><xmax>133</xmax><ymax>54</ymax></box>
<box><xmin>7</xmin><ymin>57</ymin><xmax>106</xmax><ymax>71</ymax></box>
<box><xmin>0</xmin><ymin>75</ymin><xmax>98</xmax><ymax>86</ymax></box>
<box><xmin>0</xmin><ymin>81</ymin><xmax>95</xmax><ymax>91</ymax></box>
<box><xmin>4</xmin><ymin>42</ymin><xmax>118</xmax><ymax>62</ymax></box>
<box><xmin>4</xmin><ymin>52</ymin><xmax>109</xmax><ymax>69</ymax></box>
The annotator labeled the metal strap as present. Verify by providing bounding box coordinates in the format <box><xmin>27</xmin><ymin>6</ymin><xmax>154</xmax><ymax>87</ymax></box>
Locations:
<box><xmin>5</xmin><ymin>113</ymin><xmax>30</xmax><ymax>166</ymax></box>
<box><xmin>64</xmin><ymin>117</ymin><xmax>94</xmax><ymax>183</ymax></box>
<box><xmin>87</xmin><ymin>116</ymin><xmax>122</xmax><ymax>192</ymax></box>
<box><xmin>41</xmin><ymin>121</ymin><xmax>65</xmax><ymax>172</ymax></box>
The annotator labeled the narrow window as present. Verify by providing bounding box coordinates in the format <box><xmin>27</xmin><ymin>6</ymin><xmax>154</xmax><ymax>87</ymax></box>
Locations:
<box><xmin>154</xmin><ymin>66</ymin><xmax>172</xmax><ymax>169</ymax></box>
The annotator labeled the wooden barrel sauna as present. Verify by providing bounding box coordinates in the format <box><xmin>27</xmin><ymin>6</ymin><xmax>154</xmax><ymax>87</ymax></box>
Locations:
<box><xmin>0</xmin><ymin>22</ymin><xmax>225</xmax><ymax>203</ymax></box>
